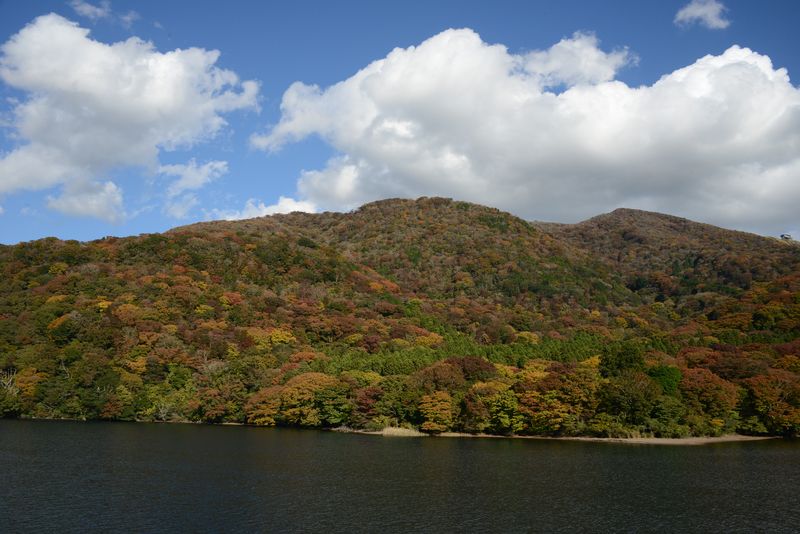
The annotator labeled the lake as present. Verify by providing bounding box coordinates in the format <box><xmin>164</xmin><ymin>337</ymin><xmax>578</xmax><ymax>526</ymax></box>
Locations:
<box><xmin>1</xmin><ymin>420</ymin><xmax>798</xmax><ymax>532</ymax></box>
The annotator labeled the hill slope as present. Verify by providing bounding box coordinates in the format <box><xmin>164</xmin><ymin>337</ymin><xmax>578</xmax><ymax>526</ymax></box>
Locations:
<box><xmin>1</xmin><ymin>198</ymin><xmax>798</xmax><ymax>437</ymax></box>
<box><xmin>538</xmin><ymin>208</ymin><xmax>800</xmax><ymax>299</ymax></box>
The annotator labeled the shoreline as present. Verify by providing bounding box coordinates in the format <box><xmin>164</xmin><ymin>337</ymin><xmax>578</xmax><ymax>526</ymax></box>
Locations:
<box><xmin>337</xmin><ymin>426</ymin><xmax>779</xmax><ymax>445</ymax></box>
<box><xmin>9</xmin><ymin>418</ymin><xmax>783</xmax><ymax>445</ymax></box>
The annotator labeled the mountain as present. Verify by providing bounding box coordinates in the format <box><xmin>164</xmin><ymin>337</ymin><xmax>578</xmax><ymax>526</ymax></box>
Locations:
<box><xmin>1</xmin><ymin>198</ymin><xmax>798</xmax><ymax>437</ymax></box>
<box><xmin>538</xmin><ymin>208</ymin><xmax>799</xmax><ymax>297</ymax></box>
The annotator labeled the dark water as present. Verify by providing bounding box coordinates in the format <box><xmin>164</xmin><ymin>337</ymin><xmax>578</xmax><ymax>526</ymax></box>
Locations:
<box><xmin>1</xmin><ymin>420</ymin><xmax>798</xmax><ymax>533</ymax></box>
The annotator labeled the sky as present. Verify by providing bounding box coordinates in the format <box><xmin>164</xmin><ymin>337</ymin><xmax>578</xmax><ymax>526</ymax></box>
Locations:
<box><xmin>0</xmin><ymin>0</ymin><xmax>798</xmax><ymax>244</ymax></box>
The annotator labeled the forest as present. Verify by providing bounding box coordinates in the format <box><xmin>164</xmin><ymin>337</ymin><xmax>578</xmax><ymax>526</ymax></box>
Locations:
<box><xmin>1</xmin><ymin>197</ymin><xmax>798</xmax><ymax>437</ymax></box>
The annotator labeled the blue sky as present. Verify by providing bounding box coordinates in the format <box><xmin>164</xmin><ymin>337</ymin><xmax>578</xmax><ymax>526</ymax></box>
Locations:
<box><xmin>0</xmin><ymin>0</ymin><xmax>798</xmax><ymax>244</ymax></box>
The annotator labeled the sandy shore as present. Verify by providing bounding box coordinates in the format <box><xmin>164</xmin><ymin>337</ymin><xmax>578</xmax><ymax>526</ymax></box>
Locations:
<box><xmin>336</xmin><ymin>426</ymin><xmax>778</xmax><ymax>445</ymax></box>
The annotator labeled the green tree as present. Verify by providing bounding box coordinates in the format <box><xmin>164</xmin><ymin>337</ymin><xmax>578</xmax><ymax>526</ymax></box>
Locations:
<box><xmin>600</xmin><ymin>340</ymin><xmax>645</xmax><ymax>378</ymax></box>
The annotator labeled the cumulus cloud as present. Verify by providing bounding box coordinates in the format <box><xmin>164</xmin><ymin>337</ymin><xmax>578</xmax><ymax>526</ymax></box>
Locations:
<box><xmin>47</xmin><ymin>180</ymin><xmax>124</xmax><ymax>222</ymax></box>
<box><xmin>252</xmin><ymin>28</ymin><xmax>800</xmax><ymax>235</ymax></box>
<box><xmin>525</xmin><ymin>32</ymin><xmax>634</xmax><ymax>87</ymax></box>
<box><xmin>210</xmin><ymin>196</ymin><xmax>316</xmax><ymax>221</ymax></box>
<box><xmin>0</xmin><ymin>14</ymin><xmax>258</xmax><ymax>220</ymax></box>
<box><xmin>675</xmin><ymin>0</ymin><xmax>730</xmax><ymax>30</ymax></box>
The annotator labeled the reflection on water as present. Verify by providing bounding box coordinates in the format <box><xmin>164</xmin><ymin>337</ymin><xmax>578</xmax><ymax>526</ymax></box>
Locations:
<box><xmin>1</xmin><ymin>420</ymin><xmax>798</xmax><ymax>532</ymax></box>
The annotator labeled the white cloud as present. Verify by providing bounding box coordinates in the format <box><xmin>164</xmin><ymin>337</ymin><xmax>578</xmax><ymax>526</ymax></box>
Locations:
<box><xmin>47</xmin><ymin>180</ymin><xmax>124</xmax><ymax>222</ymax></box>
<box><xmin>525</xmin><ymin>32</ymin><xmax>634</xmax><ymax>87</ymax></box>
<box><xmin>210</xmin><ymin>196</ymin><xmax>316</xmax><ymax>221</ymax></box>
<box><xmin>160</xmin><ymin>159</ymin><xmax>229</xmax><ymax>198</ymax></box>
<box><xmin>159</xmin><ymin>159</ymin><xmax>228</xmax><ymax>219</ymax></box>
<box><xmin>252</xmin><ymin>28</ymin><xmax>800</xmax><ymax>235</ymax></box>
<box><xmin>119</xmin><ymin>10</ymin><xmax>140</xmax><ymax>29</ymax></box>
<box><xmin>69</xmin><ymin>0</ymin><xmax>111</xmax><ymax>21</ymax></box>
<box><xmin>164</xmin><ymin>193</ymin><xmax>199</xmax><ymax>219</ymax></box>
<box><xmin>0</xmin><ymin>14</ymin><xmax>258</xmax><ymax>219</ymax></box>
<box><xmin>69</xmin><ymin>1</ymin><xmax>139</xmax><ymax>28</ymax></box>
<box><xmin>675</xmin><ymin>0</ymin><xmax>730</xmax><ymax>30</ymax></box>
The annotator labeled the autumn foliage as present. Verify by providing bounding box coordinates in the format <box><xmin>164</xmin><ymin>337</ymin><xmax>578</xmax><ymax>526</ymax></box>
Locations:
<box><xmin>0</xmin><ymin>198</ymin><xmax>798</xmax><ymax>437</ymax></box>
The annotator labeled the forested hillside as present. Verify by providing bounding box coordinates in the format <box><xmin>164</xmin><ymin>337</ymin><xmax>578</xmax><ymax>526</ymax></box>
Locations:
<box><xmin>1</xmin><ymin>198</ymin><xmax>798</xmax><ymax>437</ymax></box>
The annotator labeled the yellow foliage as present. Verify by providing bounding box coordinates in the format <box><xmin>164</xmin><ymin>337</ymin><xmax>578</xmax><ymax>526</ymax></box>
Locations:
<box><xmin>126</xmin><ymin>356</ymin><xmax>148</xmax><ymax>375</ymax></box>
<box><xmin>494</xmin><ymin>363</ymin><xmax>519</xmax><ymax>379</ymax></box>
<box><xmin>46</xmin><ymin>294</ymin><xmax>67</xmax><ymax>304</ymax></box>
<box><xmin>117</xmin><ymin>369</ymin><xmax>143</xmax><ymax>389</ymax></box>
<box><xmin>199</xmin><ymin>319</ymin><xmax>227</xmax><ymax>331</ymax></box>
<box><xmin>96</xmin><ymin>300</ymin><xmax>113</xmax><ymax>310</ymax></box>
<box><xmin>415</xmin><ymin>332</ymin><xmax>444</xmax><ymax>347</ymax></box>
<box><xmin>279</xmin><ymin>373</ymin><xmax>341</xmax><ymax>426</ymax></box>
<box><xmin>114</xmin><ymin>303</ymin><xmax>141</xmax><ymax>325</ymax></box>
<box><xmin>16</xmin><ymin>368</ymin><xmax>46</xmax><ymax>399</ymax></box>
<box><xmin>367</xmin><ymin>281</ymin><xmax>384</xmax><ymax>293</ymax></box>
<box><xmin>580</xmin><ymin>355</ymin><xmax>602</xmax><ymax>369</ymax></box>
<box><xmin>219</xmin><ymin>292</ymin><xmax>243</xmax><ymax>308</ymax></box>
<box><xmin>194</xmin><ymin>304</ymin><xmax>215</xmax><ymax>318</ymax></box>
<box><xmin>47</xmin><ymin>314</ymin><xmax>70</xmax><ymax>330</ymax></box>
<box><xmin>267</xmin><ymin>328</ymin><xmax>297</xmax><ymax>345</ymax></box>
<box><xmin>138</xmin><ymin>332</ymin><xmax>159</xmax><ymax>344</ymax></box>
<box><xmin>171</xmin><ymin>276</ymin><xmax>193</xmax><ymax>289</ymax></box>
<box><xmin>246</xmin><ymin>327</ymin><xmax>297</xmax><ymax>349</ymax></box>
<box><xmin>523</xmin><ymin>359</ymin><xmax>550</xmax><ymax>373</ymax></box>
<box><xmin>340</xmin><ymin>370</ymin><xmax>382</xmax><ymax>387</ymax></box>
<box><xmin>470</xmin><ymin>380</ymin><xmax>510</xmax><ymax>397</ymax></box>
<box><xmin>518</xmin><ymin>360</ymin><xmax>549</xmax><ymax>383</ymax></box>
<box><xmin>48</xmin><ymin>262</ymin><xmax>68</xmax><ymax>275</ymax></box>
<box><xmin>246</xmin><ymin>386</ymin><xmax>283</xmax><ymax>426</ymax></box>
<box><xmin>516</xmin><ymin>331</ymin><xmax>540</xmax><ymax>344</ymax></box>
<box><xmin>419</xmin><ymin>391</ymin><xmax>454</xmax><ymax>433</ymax></box>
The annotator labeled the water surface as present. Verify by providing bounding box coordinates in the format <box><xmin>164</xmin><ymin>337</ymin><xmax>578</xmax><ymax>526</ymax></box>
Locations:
<box><xmin>1</xmin><ymin>420</ymin><xmax>798</xmax><ymax>532</ymax></box>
